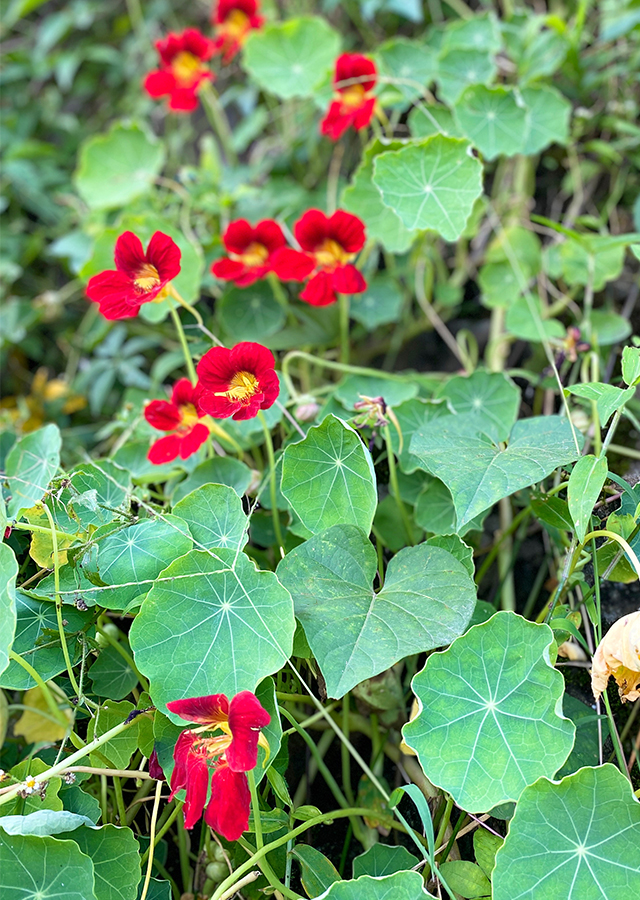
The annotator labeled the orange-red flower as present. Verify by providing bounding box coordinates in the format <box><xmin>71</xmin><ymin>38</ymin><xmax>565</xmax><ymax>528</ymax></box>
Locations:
<box><xmin>272</xmin><ymin>209</ymin><xmax>367</xmax><ymax>306</ymax></box>
<box><xmin>212</xmin><ymin>219</ymin><xmax>286</xmax><ymax>287</ymax></box>
<box><xmin>197</xmin><ymin>342</ymin><xmax>279</xmax><ymax>420</ymax></box>
<box><xmin>167</xmin><ymin>691</ymin><xmax>270</xmax><ymax>839</ymax></box>
<box><xmin>320</xmin><ymin>53</ymin><xmax>377</xmax><ymax>141</ymax></box>
<box><xmin>86</xmin><ymin>231</ymin><xmax>181</xmax><ymax>320</ymax></box>
<box><xmin>144</xmin><ymin>379</ymin><xmax>210</xmax><ymax>465</ymax></box>
<box><xmin>212</xmin><ymin>0</ymin><xmax>264</xmax><ymax>62</ymax></box>
<box><xmin>144</xmin><ymin>28</ymin><xmax>215</xmax><ymax>112</ymax></box>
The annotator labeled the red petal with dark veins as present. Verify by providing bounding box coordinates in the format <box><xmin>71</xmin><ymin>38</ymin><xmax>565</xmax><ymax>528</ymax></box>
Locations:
<box><xmin>229</xmin><ymin>342</ymin><xmax>276</xmax><ymax>378</ymax></box>
<box><xmin>197</xmin><ymin>393</ymin><xmax>240</xmax><ymax>419</ymax></box>
<box><xmin>270</xmin><ymin>247</ymin><xmax>316</xmax><ymax>281</ymax></box>
<box><xmin>86</xmin><ymin>270</ymin><xmax>143</xmax><ymax>320</ymax></box>
<box><xmin>332</xmin><ymin>263</ymin><xmax>367</xmax><ymax>295</ymax></box>
<box><xmin>300</xmin><ymin>270</ymin><xmax>337</xmax><ymax>306</ymax></box>
<box><xmin>254</xmin><ymin>220</ymin><xmax>286</xmax><ymax>254</ymax></box>
<box><xmin>205</xmin><ymin>762</ymin><xmax>251</xmax><ymax>841</ymax></box>
<box><xmin>226</xmin><ymin>691</ymin><xmax>271</xmax><ymax>772</ymax></box>
<box><xmin>328</xmin><ymin>211</ymin><xmax>366</xmax><ymax>253</ymax></box>
<box><xmin>144</xmin><ymin>399</ymin><xmax>182</xmax><ymax>432</ymax></box>
<box><xmin>148</xmin><ymin>434</ymin><xmax>182</xmax><ymax>465</ymax></box>
<box><xmin>168</xmin><ymin>730</ymin><xmax>197</xmax><ymax>799</ymax></box>
<box><xmin>167</xmin><ymin>694</ymin><xmax>230</xmax><ymax>727</ymax></box>
<box><xmin>179</xmin><ymin>422</ymin><xmax>210</xmax><ymax>458</ymax></box>
<box><xmin>197</xmin><ymin>346</ymin><xmax>235</xmax><ymax>394</ymax></box>
<box><xmin>147</xmin><ymin>231</ymin><xmax>182</xmax><ymax>282</ymax></box>
<box><xmin>113</xmin><ymin>232</ymin><xmax>145</xmax><ymax>277</ymax></box>
<box><xmin>222</xmin><ymin>219</ymin><xmax>254</xmax><ymax>254</ymax></box>
<box><xmin>294</xmin><ymin>209</ymin><xmax>331</xmax><ymax>252</ymax></box>
<box><xmin>257</xmin><ymin>368</ymin><xmax>280</xmax><ymax>410</ymax></box>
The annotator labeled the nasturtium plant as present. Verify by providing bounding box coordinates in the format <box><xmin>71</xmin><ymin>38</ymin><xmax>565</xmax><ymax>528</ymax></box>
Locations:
<box><xmin>2</xmin><ymin>1</ymin><xmax>639</xmax><ymax>897</ymax></box>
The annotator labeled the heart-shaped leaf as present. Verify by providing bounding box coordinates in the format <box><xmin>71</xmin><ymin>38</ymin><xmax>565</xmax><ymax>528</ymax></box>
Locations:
<box><xmin>130</xmin><ymin>549</ymin><xmax>295</xmax><ymax>713</ymax></box>
<box><xmin>352</xmin><ymin>845</ymin><xmax>419</xmax><ymax>878</ymax></box>
<box><xmin>567</xmin><ymin>454</ymin><xmax>608</xmax><ymax>543</ymax></box>
<box><xmin>402</xmin><ymin>612</ymin><xmax>575</xmax><ymax>812</ymax></box>
<box><xmin>277</xmin><ymin>525</ymin><xmax>476</xmax><ymax>698</ymax></box>
<box><xmin>493</xmin><ymin>765</ymin><xmax>640</xmax><ymax>900</ymax></box>
<box><xmin>410</xmin><ymin>414</ymin><xmax>582</xmax><ymax>527</ymax></box>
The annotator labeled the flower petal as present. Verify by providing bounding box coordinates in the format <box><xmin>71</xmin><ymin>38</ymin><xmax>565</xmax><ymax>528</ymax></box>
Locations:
<box><xmin>335</xmin><ymin>53</ymin><xmax>377</xmax><ymax>93</ymax></box>
<box><xmin>167</xmin><ymin>694</ymin><xmax>230</xmax><ymax>727</ymax></box>
<box><xmin>205</xmin><ymin>762</ymin><xmax>251</xmax><ymax>841</ymax></box>
<box><xmin>328</xmin><ymin>211</ymin><xmax>366</xmax><ymax>253</ymax></box>
<box><xmin>300</xmin><ymin>270</ymin><xmax>337</xmax><ymax>306</ymax></box>
<box><xmin>168</xmin><ymin>87</ymin><xmax>201</xmax><ymax>112</ymax></box>
<box><xmin>179</xmin><ymin>422</ymin><xmax>210</xmax><ymax>459</ymax></box>
<box><xmin>222</xmin><ymin>219</ymin><xmax>254</xmax><ymax>254</ymax></box>
<box><xmin>86</xmin><ymin>271</ymin><xmax>142</xmax><ymax>320</ymax></box>
<box><xmin>114</xmin><ymin>232</ymin><xmax>145</xmax><ymax>277</ymax></box>
<box><xmin>145</xmin><ymin>399</ymin><xmax>182</xmax><ymax>432</ymax></box>
<box><xmin>211</xmin><ymin>257</ymin><xmax>249</xmax><ymax>282</ymax></box>
<box><xmin>147</xmin><ymin>231</ymin><xmax>182</xmax><ymax>282</ymax></box>
<box><xmin>229</xmin><ymin>342</ymin><xmax>276</xmax><ymax>378</ymax></box>
<box><xmin>294</xmin><ymin>209</ymin><xmax>330</xmax><ymax>252</ymax></box>
<box><xmin>144</xmin><ymin>70</ymin><xmax>177</xmax><ymax>99</ymax></box>
<box><xmin>148</xmin><ymin>434</ymin><xmax>182</xmax><ymax>465</ymax></box>
<box><xmin>254</xmin><ymin>220</ymin><xmax>286</xmax><ymax>254</ymax></box>
<box><xmin>226</xmin><ymin>691</ymin><xmax>271</xmax><ymax>772</ymax></box>
<box><xmin>197</xmin><ymin>346</ymin><xmax>235</xmax><ymax>393</ymax></box>
<box><xmin>270</xmin><ymin>247</ymin><xmax>316</xmax><ymax>281</ymax></box>
<box><xmin>352</xmin><ymin>96</ymin><xmax>376</xmax><ymax>131</ymax></box>
<box><xmin>332</xmin><ymin>263</ymin><xmax>367</xmax><ymax>295</ymax></box>
<box><xmin>171</xmin><ymin>378</ymin><xmax>198</xmax><ymax>408</ymax></box>
<box><xmin>320</xmin><ymin>101</ymin><xmax>354</xmax><ymax>141</ymax></box>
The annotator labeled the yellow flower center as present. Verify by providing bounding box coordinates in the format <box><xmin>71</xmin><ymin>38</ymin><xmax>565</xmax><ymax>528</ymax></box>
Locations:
<box><xmin>172</xmin><ymin>51</ymin><xmax>203</xmax><ymax>86</ymax></box>
<box><xmin>134</xmin><ymin>263</ymin><xmax>161</xmax><ymax>293</ymax></box>
<box><xmin>235</xmin><ymin>242</ymin><xmax>269</xmax><ymax>268</ymax></box>
<box><xmin>314</xmin><ymin>238</ymin><xmax>352</xmax><ymax>269</ymax></box>
<box><xmin>178</xmin><ymin>403</ymin><xmax>200</xmax><ymax>431</ymax></box>
<box><xmin>220</xmin><ymin>9</ymin><xmax>250</xmax><ymax>41</ymax></box>
<box><xmin>340</xmin><ymin>84</ymin><xmax>367</xmax><ymax>109</ymax></box>
<box><xmin>216</xmin><ymin>370</ymin><xmax>260</xmax><ymax>403</ymax></box>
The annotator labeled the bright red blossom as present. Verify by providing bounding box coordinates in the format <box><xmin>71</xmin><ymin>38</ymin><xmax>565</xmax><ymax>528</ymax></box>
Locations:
<box><xmin>144</xmin><ymin>28</ymin><xmax>215</xmax><ymax>112</ymax></box>
<box><xmin>212</xmin><ymin>0</ymin><xmax>264</xmax><ymax>62</ymax></box>
<box><xmin>320</xmin><ymin>53</ymin><xmax>378</xmax><ymax>141</ymax></box>
<box><xmin>212</xmin><ymin>219</ymin><xmax>286</xmax><ymax>287</ymax></box>
<box><xmin>197</xmin><ymin>342</ymin><xmax>279</xmax><ymax>420</ymax></box>
<box><xmin>167</xmin><ymin>691</ymin><xmax>270</xmax><ymax>839</ymax></box>
<box><xmin>144</xmin><ymin>379</ymin><xmax>209</xmax><ymax>465</ymax></box>
<box><xmin>272</xmin><ymin>209</ymin><xmax>367</xmax><ymax>306</ymax></box>
<box><xmin>86</xmin><ymin>231</ymin><xmax>181</xmax><ymax>320</ymax></box>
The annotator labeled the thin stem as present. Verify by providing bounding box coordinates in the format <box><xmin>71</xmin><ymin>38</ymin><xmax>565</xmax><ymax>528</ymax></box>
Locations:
<box><xmin>140</xmin><ymin>780</ymin><xmax>164</xmax><ymax>900</ymax></box>
<box><xmin>341</xmin><ymin>698</ymin><xmax>355</xmax><ymax>807</ymax></box>
<box><xmin>247</xmin><ymin>769</ymin><xmax>263</xmax><ymax>851</ymax></box>
<box><xmin>383</xmin><ymin>424</ymin><xmax>415</xmax><ymax>545</ymax></box>
<box><xmin>338</xmin><ymin>293</ymin><xmax>350</xmax><ymax>365</ymax></box>
<box><xmin>7</xmin><ymin>651</ymin><xmax>69</xmax><ymax>728</ymax></box>
<box><xmin>169</xmin><ymin>306</ymin><xmax>198</xmax><ymax>384</ymax></box>
<box><xmin>12</xmin><ymin>521</ymin><xmax>77</xmax><ymax>542</ymax></box>
<box><xmin>169</xmin><ymin>284</ymin><xmax>223</xmax><ymax>346</ymax></box>
<box><xmin>258</xmin><ymin>411</ymin><xmax>285</xmax><ymax>554</ymax></box>
<box><xmin>140</xmin><ymin>800</ymin><xmax>182</xmax><ymax>865</ymax></box>
<box><xmin>281</xmin><ymin>350</ymin><xmax>415</xmax><ymax>401</ymax></box>
<box><xmin>113</xmin><ymin>776</ymin><xmax>127</xmax><ymax>825</ymax></box>
<box><xmin>199</xmin><ymin>81</ymin><xmax>238</xmax><ymax>166</ymax></box>
<box><xmin>498</xmin><ymin>497</ymin><xmax>516</xmax><ymax>611</ymax></box>
<box><xmin>601</xmin><ymin>690</ymin><xmax>630</xmax><ymax>779</ymax></box>
<box><xmin>414</xmin><ymin>254</ymin><xmax>466</xmax><ymax>368</ymax></box>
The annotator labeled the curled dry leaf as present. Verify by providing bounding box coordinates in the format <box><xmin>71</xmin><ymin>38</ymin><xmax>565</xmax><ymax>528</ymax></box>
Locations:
<box><xmin>591</xmin><ymin>610</ymin><xmax>640</xmax><ymax>702</ymax></box>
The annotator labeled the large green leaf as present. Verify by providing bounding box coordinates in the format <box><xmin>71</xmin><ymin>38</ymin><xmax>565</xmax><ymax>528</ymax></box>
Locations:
<box><xmin>0</xmin><ymin>832</ymin><xmax>95</xmax><ymax>899</ymax></box>
<box><xmin>81</xmin><ymin>515</ymin><xmax>193</xmax><ymax>610</ymax></box>
<box><xmin>410</xmin><ymin>414</ymin><xmax>582</xmax><ymax>527</ymax></box>
<box><xmin>172</xmin><ymin>457</ymin><xmax>252</xmax><ymax>503</ymax></box>
<box><xmin>520</xmin><ymin>84</ymin><xmax>571</xmax><ymax>154</ymax></box>
<box><xmin>454</xmin><ymin>85</ymin><xmax>527</xmax><ymax>159</ymax></box>
<box><xmin>341</xmin><ymin>139</ymin><xmax>417</xmax><ymax>254</ymax></box>
<box><xmin>493</xmin><ymin>765</ymin><xmax>640</xmax><ymax>899</ymax></box>
<box><xmin>74</xmin><ymin>121</ymin><xmax>165</xmax><ymax>211</ymax></box>
<box><xmin>68</xmin><ymin>824</ymin><xmax>140</xmax><ymax>900</ymax></box>
<box><xmin>435</xmin><ymin>369</ymin><xmax>520</xmax><ymax>442</ymax></box>
<box><xmin>402</xmin><ymin>612</ymin><xmax>575</xmax><ymax>812</ymax></box>
<box><xmin>281</xmin><ymin>416</ymin><xmax>377</xmax><ymax>536</ymax></box>
<box><xmin>277</xmin><ymin>526</ymin><xmax>476</xmax><ymax>698</ymax></box>
<box><xmin>5</xmin><ymin>423</ymin><xmax>61</xmax><ymax>517</ymax></box>
<box><xmin>349</xmin><ymin>276</ymin><xmax>406</xmax><ymax>329</ymax></box>
<box><xmin>243</xmin><ymin>17</ymin><xmax>340</xmax><ymax>100</ymax></box>
<box><xmin>173</xmin><ymin>484</ymin><xmax>248</xmax><ymax>550</ymax></box>
<box><xmin>218</xmin><ymin>282</ymin><xmax>285</xmax><ymax>343</ymax></box>
<box><xmin>129</xmin><ymin>549</ymin><xmax>295</xmax><ymax>714</ymax></box>
<box><xmin>373</xmin><ymin>136</ymin><xmax>483</xmax><ymax>241</ymax></box>
<box><xmin>314</xmin><ymin>871</ymin><xmax>428</xmax><ymax>900</ymax></box>
<box><xmin>0</xmin><ymin>543</ymin><xmax>18</xmax><ymax>678</ymax></box>
<box><xmin>0</xmin><ymin>592</ymin><xmax>90</xmax><ymax>690</ymax></box>
<box><xmin>435</xmin><ymin>46</ymin><xmax>497</xmax><ymax>105</ymax></box>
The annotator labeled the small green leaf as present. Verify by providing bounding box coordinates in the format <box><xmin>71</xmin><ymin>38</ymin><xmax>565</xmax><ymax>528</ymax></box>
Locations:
<box><xmin>0</xmin><ymin>544</ymin><xmax>18</xmax><ymax>678</ymax></box>
<box><xmin>438</xmin><ymin>860</ymin><xmax>491</xmax><ymax>899</ymax></box>
<box><xmin>376</xmin><ymin>38</ymin><xmax>437</xmax><ymax>105</ymax></box>
<box><xmin>277</xmin><ymin>525</ymin><xmax>476</xmax><ymax>698</ymax></box>
<box><xmin>473</xmin><ymin>828</ymin><xmax>503</xmax><ymax>878</ymax></box>
<box><xmin>567</xmin><ymin>454</ymin><xmax>608</xmax><ymax>542</ymax></box>
<box><xmin>0</xmin><ymin>832</ymin><xmax>96</xmax><ymax>899</ymax></box>
<box><xmin>389</xmin><ymin>398</ymin><xmax>451</xmax><ymax>474</ymax></box>
<box><xmin>291</xmin><ymin>845</ymin><xmax>340</xmax><ymax>897</ymax></box>
<box><xmin>130</xmin><ymin>549</ymin><xmax>295</xmax><ymax>712</ymax></box>
<box><xmin>530</xmin><ymin>493</ymin><xmax>574</xmax><ymax>532</ymax></box>
<box><xmin>90</xmin><ymin>642</ymin><xmax>139</xmax><ymax>701</ymax></box>
<box><xmin>559</xmin><ymin>236</ymin><xmax>626</xmax><ymax>291</ymax></box>
<box><xmin>218</xmin><ymin>282</ymin><xmax>285</xmax><ymax>343</ymax></box>
<box><xmin>173</xmin><ymin>484</ymin><xmax>248</xmax><ymax>550</ymax></box>
<box><xmin>435</xmin><ymin>46</ymin><xmax>497</xmax><ymax>105</ymax></box>
<box><xmin>349</xmin><ymin>276</ymin><xmax>406</xmax><ymax>329</ymax></box>
<box><xmin>5</xmin><ymin>423</ymin><xmax>61</xmax><ymax>517</ymax></box>
<box><xmin>172</xmin><ymin>456</ymin><xmax>252</xmax><ymax>503</ymax></box>
<box><xmin>520</xmin><ymin>84</ymin><xmax>571</xmax><ymax>154</ymax></box>
<box><xmin>415</xmin><ymin>478</ymin><xmax>487</xmax><ymax>536</ymax></box>
<box><xmin>454</xmin><ymin>85</ymin><xmax>527</xmax><ymax>160</ymax></box>
<box><xmin>402</xmin><ymin>612</ymin><xmax>575</xmax><ymax>812</ymax></box>
<box><xmin>373</xmin><ymin>136</ymin><xmax>483</xmax><ymax>241</ymax></box>
<box><xmin>622</xmin><ymin>346</ymin><xmax>640</xmax><ymax>386</ymax></box>
<box><xmin>74</xmin><ymin>122</ymin><xmax>165</xmax><ymax>211</ymax></box>
<box><xmin>556</xmin><ymin>695</ymin><xmax>609</xmax><ymax>779</ymax></box>
<box><xmin>504</xmin><ymin>294</ymin><xmax>564</xmax><ymax>342</ymax></box>
<box><xmin>314</xmin><ymin>871</ymin><xmax>428</xmax><ymax>900</ymax></box>
<box><xmin>281</xmin><ymin>415</ymin><xmax>377</xmax><ymax>536</ymax></box>
<box><xmin>243</xmin><ymin>17</ymin><xmax>340</xmax><ymax>100</ymax></box>
<box><xmin>493</xmin><ymin>765</ymin><xmax>640</xmax><ymax>900</ymax></box>
<box><xmin>435</xmin><ymin>369</ymin><xmax>520</xmax><ymax>442</ymax></box>
<box><xmin>566</xmin><ymin>382</ymin><xmax>635</xmax><ymax>425</ymax></box>
<box><xmin>352</xmin><ymin>845</ymin><xmax>419</xmax><ymax>879</ymax></box>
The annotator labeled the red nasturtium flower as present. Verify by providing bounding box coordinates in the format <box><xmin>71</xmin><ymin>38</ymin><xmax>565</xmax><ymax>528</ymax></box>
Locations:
<box><xmin>144</xmin><ymin>379</ymin><xmax>210</xmax><ymax>465</ymax></box>
<box><xmin>167</xmin><ymin>691</ymin><xmax>270</xmax><ymax>839</ymax></box>
<box><xmin>144</xmin><ymin>29</ymin><xmax>215</xmax><ymax>112</ymax></box>
<box><xmin>212</xmin><ymin>0</ymin><xmax>264</xmax><ymax>62</ymax></box>
<box><xmin>320</xmin><ymin>53</ymin><xmax>378</xmax><ymax>141</ymax></box>
<box><xmin>211</xmin><ymin>219</ymin><xmax>287</xmax><ymax>287</ymax></box>
<box><xmin>197</xmin><ymin>342</ymin><xmax>279</xmax><ymax>420</ymax></box>
<box><xmin>273</xmin><ymin>209</ymin><xmax>367</xmax><ymax>306</ymax></box>
<box><xmin>86</xmin><ymin>231</ymin><xmax>181</xmax><ymax>320</ymax></box>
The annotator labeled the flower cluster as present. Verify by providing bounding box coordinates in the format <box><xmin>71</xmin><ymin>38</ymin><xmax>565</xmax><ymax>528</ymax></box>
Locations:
<box><xmin>167</xmin><ymin>691</ymin><xmax>270</xmax><ymax>840</ymax></box>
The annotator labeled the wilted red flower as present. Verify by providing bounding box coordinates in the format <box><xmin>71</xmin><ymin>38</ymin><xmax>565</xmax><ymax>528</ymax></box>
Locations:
<box><xmin>212</xmin><ymin>0</ymin><xmax>264</xmax><ymax>62</ymax></box>
<box><xmin>197</xmin><ymin>342</ymin><xmax>279</xmax><ymax>420</ymax></box>
<box><xmin>86</xmin><ymin>231</ymin><xmax>181</xmax><ymax>320</ymax></box>
<box><xmin>211</xmin><ymin>219</ymin><xmax>286</xmax><ymax>287</ymax></box>
<box><xmin>144</xmin><ymin>28</ymin><xmax>215</xmax><ymax>112</ymax></box>
<box><xmin>272</xmin><ymin>209</ymin><xmax>367</xmax><ymax>306</ymax></box>
<box><xmin>167</xmin><ymin>691</ymin><xmax>270</xmax><ymax>839</ymax></box>
<box><xmin>320</xmin><ymin>53</ymin><xmax>377</xmax><ymax>141</ymax></box>
<box><xmin>144</xmin><ymin>379</ymin><xmax>210</xmax><ymax>465</ymax></box>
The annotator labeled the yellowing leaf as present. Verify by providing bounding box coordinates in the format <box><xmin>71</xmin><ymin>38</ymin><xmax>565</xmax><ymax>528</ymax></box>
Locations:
<box><xmin>13</xmin><ymin>684</ymin><xmax>71</xmax><ymax>743</ymax></box>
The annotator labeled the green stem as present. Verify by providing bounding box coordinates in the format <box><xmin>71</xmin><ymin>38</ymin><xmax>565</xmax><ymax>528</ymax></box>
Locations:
<box><xmin>601</xmin><ymin>690</ymin><xmax>630</xmax><ymax>779</ymax></box>
<box><xmin>338</xmin><ymin>293</ymin><xmax>350</xmax><ymax>365</ymax></box>
<box><xmin>238</xmin><ymin>836</ymin><xmax>300</xmax><ymax>899</ymax></box>
<box><xmin>341</xmin><ymin>699</ymin><xmax>355</xmax><ymax>807</ymax></box>
<box><xmin>258</xmin><ymin>410</ymin><xmax>285</xmax><ymax>554</ymax></box>
<box><xmin>199</xmin><ymin>81</ymin><xmax>238</xmax><ymax>166</ymax></box>
<box><xmin>113</xmin><ymin>776</ymin><xmax>127</xmax><ymax>825</ymax></box>
<box><xmin>176</xmin><ymin>810</ymin><xmax>191</xmax><ymax>893</ymax></box>
<box><xmin>170</xmin><ymin>306</ymin><xmax>198</xmax><ymax>384</ymax></box>
<box><xmin>7</xmin><ymin>651</ymin><xmax>69</xmax><ymax>728</ymax></box>
<box><xmin>247</xmin><ymin>770</ymin><xmax>263</xmax><ymax>851</ymax></box>
<box><xmin>140</xmin><ymin>780</ymin><xmax>163</xmax><ymax>900</ymax></box>
<box><xmin>12</xmin><ymin>521</ymin><xmax>78</xmax><ymax>542</ymax></box>
<box><xmin>383</xmin><ymin>424</ymin><xmax>415</xmax><ymax>546</ymax></box>
<box><xmin>140</xmin><ymin>801</ymin><xmax>183</xmax><ymax>865</ymax></box>
<box><xmin>433</xmin><ymin>796</ymin><xmax>454</xmax><ymax>854</ymax></box>
<box><xmin>281</xmin><ymin>350</ymin><xmax>415</xmax><ymax>402</ymax></box>
<box><xmin>475</xmin><ymin>507</ymin><xmax>531</xmax><ymax>586</ymax></box>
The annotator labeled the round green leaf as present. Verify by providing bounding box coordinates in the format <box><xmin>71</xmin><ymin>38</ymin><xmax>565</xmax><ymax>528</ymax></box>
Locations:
<box><xmin>74</xmin><ymin>121</ymin><xmax>165</xmax><ymax>211</ymax></box>
<box><xmin>315</xmin><ymin>871</ymin><xmax>428</xmax><ymax>900</ymax></box>
<box><xmin>373</xmin><ymin>136</ymin><xmax>484</xmax><ymax>241</ymax></box>
<box><xmin>454</xmin><ymin>85</ymin><xmax>527</xmax><ymax>160</ymax></box>
<box><xmin>435</xmin><ymin>47</ymin><xmax>498</xmax><ymax>105</ymax></box>
<box><xmin>129</xmin><ymin>549</ymin><xmax>295</xmax><ymax>713</ymax></box>
<box><xmin>349</xmin><ymin>276</ymin><xmax>406</xmax><ymax>329</ymax></box>
<box><xmin>172</xmin><ymin>457</ymin><xmax>252</xmax><ymax>503</ymax></box>
<box><xmin>352</xmin><ymin>845</ymin><xmax>419</xmax><ymax>879</ymax></box>
<box><xmin>493</xmin><ymin>765</ymin><xmax>640</xmax><ymax>900</ymax></box>
<box><xmin>408</xmin><ymin>104</ymin><xmax>464</xmax><ymax>139</ymax></box>
<box><xmin>402</xmin><ymin>612</ymin><xmax>575</xmax><ymax>812</ymax></box>
<box><xmin>0</xmin><ymin>832</ymin><xmax>95</xmax><ymax>899</ymax></box>
<box><xmin>89</xmin><ymin>642</ymin><xmax>139</xmax><ymax>701</ymax></box>
<box><xmin>68</xmin><ymin>824</ymin><xmax>140</xmax><ymax>900</ymax></box>
<box><xmin>218</xmin><ymin>282</ymin><xmax>286</xmax><ymax>343</ymax></box>
<box><xmin>342</xmin><ymin>140</ymin><xmax>416</xmax><ymax>254</ymax></box>
<box><xmin>281</xmin><ymin>415</ymin><xmax>377</xmax><ymax>536</ymax></box>
<box><xmin>173</xmin><ymin>484</ymin><xmax>248</xmax><ymax>550</ymax></box>
<box><xmin>5</xmin><ymin>423</ymin><xmax>61</xmax><ymax>517</ymax></box>
<box><xmin>520</xmin><ymin>84</ymin><xmax>571</xmax><ymax>154</ymax></box>
<box><xmin>243</xmin><ymin>17</ymin><xmax>340</xmax><ymax>100</ymax></box>
<box><xmin>277</xmin><ymin>525</ymin><xmax>476</xmax><ymax>698</ymax></box>
<box><xmin>505</xmin><ymin>294</ymin><xmax>565</xmax><ymax>342</ymax></box>
<box><xmin>376</xmin><ymin>38</ymin><xmax>437</xmax><ymax>105</ymax></box>
<box><xmin>0</xmin><ymin>543</ymin><xmax>18</xmax><ymax>679</ymax></box>
<box><xmin>435</xmin><ymin>369</ymin><xmax>520</xmax><ymax>442</ymax></box>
